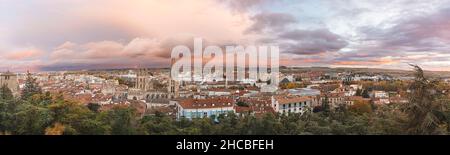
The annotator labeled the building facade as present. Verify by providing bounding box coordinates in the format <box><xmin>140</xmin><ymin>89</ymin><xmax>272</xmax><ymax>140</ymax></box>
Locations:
<box><xmin>174</xmin><ymin>98</ymin><xmax>235</xmax><ymax>120</ymax></box>
<box><xmin>0</xmin><ymin>72</ymin><xmax>19</xmax><ymax>96</ymax></box>
<box><xmin>271</xmin><ymin>95</ymin><xmax>312</xmax><ymax>115</ymax></box>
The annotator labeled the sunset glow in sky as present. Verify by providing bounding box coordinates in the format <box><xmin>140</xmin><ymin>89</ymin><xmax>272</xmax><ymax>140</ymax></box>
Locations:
<box><xmin>1</xmin><ymin>0</ymin><xmax>450</xmax><ymax>71</ymax></box>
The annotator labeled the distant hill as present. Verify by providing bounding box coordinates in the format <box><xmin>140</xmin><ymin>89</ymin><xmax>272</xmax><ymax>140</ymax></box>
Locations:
<box><xmin>282</xmin><ymin>67</ymin><xmax>450</xmax><ymax>78</ymax></box>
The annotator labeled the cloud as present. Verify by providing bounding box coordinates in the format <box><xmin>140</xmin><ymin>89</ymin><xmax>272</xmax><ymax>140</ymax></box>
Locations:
<box><xmin>1</xmin><ymin>0</ymin><xmax>257</xmax><ymax>71</ymax></box>
<box><xmin>333</xmin><ymin>59</ymin><xmax>397</xmax><ymax>66</ymax></box>
<box><xmin>3</xmin><ymin>48</ymin><xmax>44</xmax><ymax>60</ymax></box>
<box><xmin>4</xmin><ymin>0</ymin><xmax>251</xmax><ymax>50</ymax></box>
<box><xmin>245</xmin><ymin>12</ymin><xmax>297</xmax><ymax>34</ymax></box>
<box><xmin>50</xmin><ymin>38</ymin><xmax>164</xmax><ymax>62</ymax></box>
<box><xmin>359</xmin><ymin>7</ymin><xmax>450</xmax><ymax>52</ymax></box>
<box><xmin>3</xmin><ymin>0</ymin><xmax>450</xmax><ymax>71</ymax></box>
<box><xmin>219</xmin><ymin>0</ymin><xmax>274</xmax><ymax>12</ymax></box>
<box><xmin>46</xmin><ymin>37</ymin><xmax>229</xmax><ymax>70</ymax></box>
<box><xmin>278</xmin><ymin>29</ymin><xmax>348</xmax><ymax>55</ymax></box>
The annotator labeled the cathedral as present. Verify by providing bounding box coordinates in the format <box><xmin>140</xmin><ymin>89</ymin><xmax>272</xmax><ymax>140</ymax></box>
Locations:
<box><xmin>135</xmin><ymin>69</ymin><xmax>154</xmax><ymax>91</ymax></box>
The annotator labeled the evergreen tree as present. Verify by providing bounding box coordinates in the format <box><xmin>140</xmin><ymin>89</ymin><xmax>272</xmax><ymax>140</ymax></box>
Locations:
<box><xmin>404</xmin><ymin>65</ymin><xmax>447</xmax><ymax>134</ymax></box>
<box><xmin>322</xmin><ymin>95</ymin><xmax>331</xmax><ymax>115</ymax></box>
<box><xmin>101</xmin><ymin>105</ymin><xmax>138</xmax><ymax>135</ymax></box>
<box><xmin>362</xmin><ymin>89</ymin><xmax>370</xmax><ymax>98</ymax></box>
<box><xmin>355</xmin><ymin>88</ymin><xmax>362</xmax><ymax>96</ymax></box>
<box><xmin>21</xmin><ymin>71</ymin><xmax>42</xmax><ymax>100</ymax></box>
<box><xmin>0</xmin><ymin>85</ymin><xmax>14</xmax><ymax>133</ymax></box>
<box><xmin>0</xmin><ymin>84</ymin><xmax>13</xmax><ymax>100</ymax></box>
<box><xmin>13</xmin><ymin>104</ymin><xmax>53</xmax><ymax>135</ymax></box>
<box><xmin>87</xmin><ymin>103</ymin><xmax>101</xmax><ymax>113</ymax></box>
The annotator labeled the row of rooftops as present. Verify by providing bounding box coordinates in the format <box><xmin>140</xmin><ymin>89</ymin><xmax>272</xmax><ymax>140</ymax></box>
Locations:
<box><xmin>176</xmin><ymin>97</ymin><xmax>235</xmax><ymax>109</ymax></box>
<box><xmin>273</xmin><ymin>96</ymin><xmax>312</xmax><ymax>105</ymax></box>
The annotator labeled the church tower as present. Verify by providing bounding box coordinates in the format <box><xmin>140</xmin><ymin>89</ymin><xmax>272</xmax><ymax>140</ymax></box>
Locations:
<box><xmin>0</xmin><ymin>71</ymin><xmax>19</xmax><ymax>96</ymax></box>
<box><xmin>135</xmin><ymin>68</ymin><xmax>153</xmax><ymax>91</ymax></box>
<box><xmin>168</xmin><ymin>57</ymin><xmax>180</xmax><ymax>98</ymax></box>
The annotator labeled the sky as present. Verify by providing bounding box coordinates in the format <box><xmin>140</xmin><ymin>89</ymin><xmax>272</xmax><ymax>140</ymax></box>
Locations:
<box><xmin>1</xmin><ymin>0</ymin><xmax>450</xmax><ymax>72</ymax></box>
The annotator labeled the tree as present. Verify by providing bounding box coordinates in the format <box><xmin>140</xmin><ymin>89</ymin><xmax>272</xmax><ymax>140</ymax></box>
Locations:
<box><xmin>362</xmin><ymin>89</ymin><xmax>370</xmax><ymax>98</ymax></box>
<box><xmin>216</xmin><ymin>112</ymin><xmax>240</xmax><ymax>134</ymax></box>
<box><xmin>45</xmin><ymin>123</ymin><xmax>65</xmax><ymax>135</ymax></box>
<box><xmin>355</xmin><ymin>88</ymin><xmax>362</xmax><ymax>96</ymax></box>
<box><xmin>13</xmin><ymin>104</ymin><xmax>53</xmax><ymax>135</ymax></box>
<box><xmin>99</xmin><ymin>105</ymin><xmax>138</xmax><ymax>135</ymax></box>
<box><xmin>236</xmin><ymin>101</ymin><xmax>249</xmax><ymax>107</ymax></box>
<box><xmin>28</xmin><ymin>91</ymin><xmax>52</xmax><ymax>106</ymax></box>
<box><xmin>87</xmin><ymin>103</ymin><xmax>101</xmax><ymax>112</ymax></box>
<box><xmin>322</xmin><ymin>95</ymin><xmax>331</xmax><ymax>115</ymax></box>
<box><xmin>139</xmin><ymin>113</ymin><xmax>177</xmax><ymax>135</ymax></box>
<box><xmin>403</xmin><ymin>65</ymin><xmax>448</xmax><ymax>135</ymax></box>
<box><xmin>350</xmin><ymin>101</ymin><xmax>372</xmax><ymax>114</ymax></box>
<box><xmin>0</xmin><ymin>85</ymin><xmax>14</xmax><ymax>133</ymax></box>
<box><xmin>0</xmin><ymin>85</ymin><xmax>14</xmax><ymax>100</ymax></box>
<box><xmin>260</xmin><ymin>113</ymin><xmax>283</xmax><ymax>135</ymax></box>
<box><xmin>21</xmin><ymin>71</ymin><xmax>42</xmax><ymax>100</ymax></box>
<box><xmin>48</xmin><ymin>100</ymin><xmax>109</xmax><ymax>135</ymax></box>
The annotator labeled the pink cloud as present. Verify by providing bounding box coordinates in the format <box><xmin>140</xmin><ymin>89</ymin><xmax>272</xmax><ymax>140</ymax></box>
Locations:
<box><xmin>47</xmin><ymin>37</ymin><xmax>173</xmax><ymax>69</ymax></box>
<box><xmin>4</xmin><ymin>48</ymin><xmax>44</xmax><ymax>60</ymax></box>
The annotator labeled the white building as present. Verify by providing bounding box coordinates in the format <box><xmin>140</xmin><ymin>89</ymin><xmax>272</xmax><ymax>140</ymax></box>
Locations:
<box><xmin>173</xmin><ymin>98</ymin><xmax>235</xmax><ymax>120</ymax></box>
<box><xmin>373</xmin><ymin>91</ymin><xmax>389</xmax><ymax>98</ymax></box>
<box><xmin>271</xmin><ymin>96</ymin><xmax>312</xmax><ymax>115</ymax></box>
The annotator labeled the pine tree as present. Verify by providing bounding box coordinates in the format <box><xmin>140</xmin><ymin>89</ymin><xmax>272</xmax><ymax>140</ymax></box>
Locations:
<box><xmin>362</xmin><ymin>89</ymin><xmax>370</xmax><ymax>98</ymax></box>
<box><xmin>404</xmin><ymin>65</ymin><xmax>447</xmax><ymax>134</ymax></box>
<box><xmin>21</xmin><ymin>71</ymin><xmax>42</xmax><ymax>100</ymax></box>
<box><xmin>0</xmin><ymin>84</ymin><xmax>14</xmax><ymax>100</ymax></box>
<box><xmin>322</xmin><ymin>95</ymin><xmax>330</xmax><ymax>115</ymax></box>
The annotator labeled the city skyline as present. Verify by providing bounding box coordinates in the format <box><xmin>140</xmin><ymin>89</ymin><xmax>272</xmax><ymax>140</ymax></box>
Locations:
<box><xmin>1</xmin><ymin>0</ymin><xmax>450</xmax><ymax>72</ymax></box>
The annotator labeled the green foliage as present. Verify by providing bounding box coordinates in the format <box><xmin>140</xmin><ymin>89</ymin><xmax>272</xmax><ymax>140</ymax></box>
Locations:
<box><xmin>99</xmin><ymin>105</ymin><xmax>138</xmax><ymax>135</ymax></box>
<box><xmin>236</xmin><ymin>101</ymin><xmax>249</xmax><ymax>107</ymax></box>
<box><xmin>48</xmin><ymin>100</ymin><xmax>109</xmax><ymax>135</ymax></box>
<box><xmin>21</xmin><ymin>72</ymin><xmax>42</xmax><ymax>100</ymax></box>
<box><xmin>87</xmin><ymin>103</ymin><xmax>101</xmax><ymax>112</ymax></box>
<box><xmin>321</xmin><ymin>95</ymin><xmax>331</xmax><ymax>115</ymax></box>
<box><xmin>13</xmin><ymin>104</ymin><xmax>53</xmax><ymax>135</ymax></box>
<box><xmin>362</xmin><ymin>89</ymin><xmax>370</xmax><ymax>98</ymax></box>
<box><xmin>0</xmin><ymin>85</ymin><xmax>14</xmax><ymax>100</ymax></box>
<box><xmin>403</xmin><ymin>65</ymin><xmax>448</xmax><ymax>135</ymax></box>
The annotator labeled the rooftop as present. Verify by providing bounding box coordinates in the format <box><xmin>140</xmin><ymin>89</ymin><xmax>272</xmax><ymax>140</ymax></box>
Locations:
<box><xmin>178</xmin><ymin>98</ymin><xmax>235</xmax><ymax>109</ymax></box>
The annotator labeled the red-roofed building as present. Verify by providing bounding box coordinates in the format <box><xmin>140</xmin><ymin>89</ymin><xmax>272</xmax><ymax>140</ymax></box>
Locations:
<box><xmin>173</xmin><ymin>97</ymin><xmax>235</xmax><ymax>120</ymax></box>
<box><xmin>271</xmin><ymin>95</ymin><xmax>313</xmax><ymax>115</ymax></box>
<box><xmin>235</xmin><ymin>98</ymin><xmax>275</xmax><ymax>117</ymax></box>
